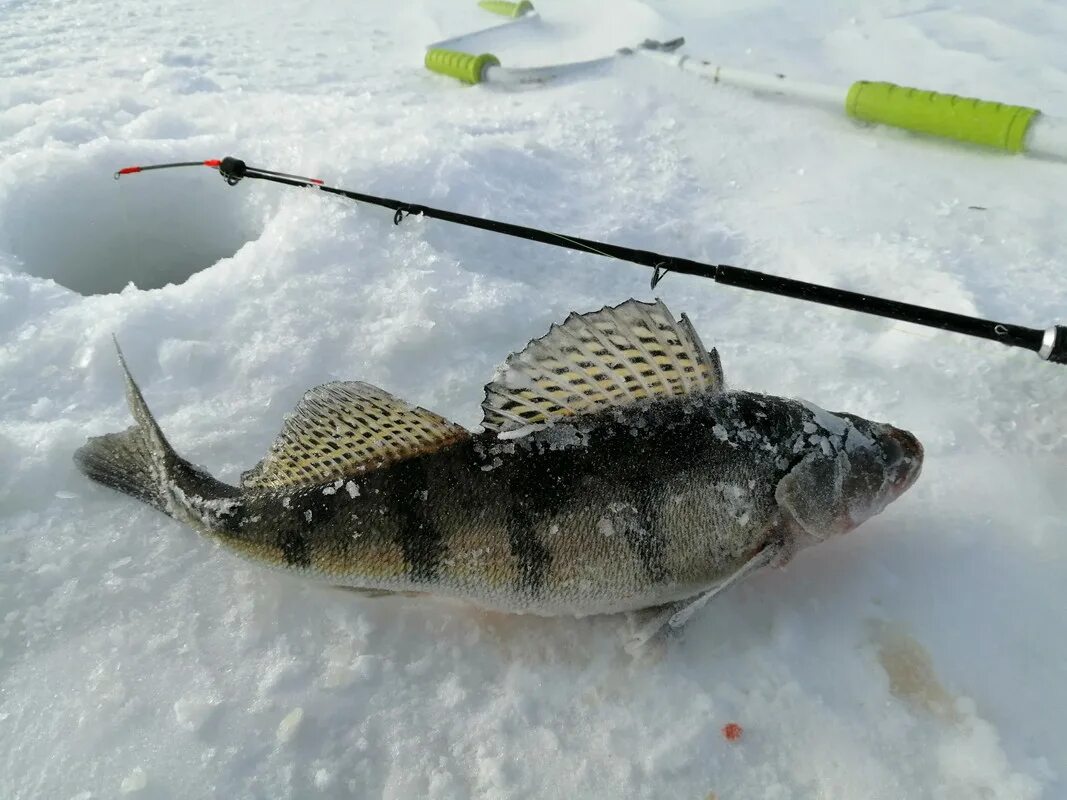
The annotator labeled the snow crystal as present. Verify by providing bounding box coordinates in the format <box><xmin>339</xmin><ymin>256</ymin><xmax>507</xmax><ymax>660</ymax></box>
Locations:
<box><xmin>596</xmin><ymin>517</ymin><xmax>615</xmax><ymax>538</ymax></box>
<box><xmin>845</xmin><ymin>423</ymin><xmax>876</xmax><ymax>453</ymax></box>
<box><xmin>798</xmin><ymin>399</ymin><xmax>849</xmax><ymax>437</ymax></box>
<box><xmin>275</xmin><ymin>708</ymin><xmax>304</xmax><ymax>744</ymax></box>
<box><xmin>313</xmin><ymin>769</ymin><xmax>332</xmax><ymax>789</ymax></box>
<box><xmin>496</xmin><ymin>422</ymin><xmax>549</xmax><ymax>440</ymax></box>
<box><xmin>173</xmin><ymin>693</ymin><xmax>219</xmax><ymax>732</ymax></box>
<box><xmin>119</xmin><ymin>768</ymin><xmax>147</xmax><ymax>794</ymax></box>
<box><xmin>538</xmin><ymin>422</ymin><xmax>588</xmax><ymax>451</ymax></box>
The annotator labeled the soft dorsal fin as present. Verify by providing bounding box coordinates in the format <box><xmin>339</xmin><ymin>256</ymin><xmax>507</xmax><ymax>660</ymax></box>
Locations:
<box><xmin>241</xmin><ymin>382</ymin><xmax>468</xmax><ymax>490</ymax></box>
<box><xmin>480</xmin><ymin>299</ymin><xmax>724</xmax><ymax>434</ymax></box>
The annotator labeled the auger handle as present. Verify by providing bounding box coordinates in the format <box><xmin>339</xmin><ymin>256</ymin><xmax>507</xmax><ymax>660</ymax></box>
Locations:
<box><xmin>478</xmin><ymin>0</ymin><xmax>534</xmax><ymax>17</ymax></box>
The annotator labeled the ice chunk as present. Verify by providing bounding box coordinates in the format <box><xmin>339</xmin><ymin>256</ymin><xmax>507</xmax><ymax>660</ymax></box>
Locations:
<box><xmin>120</xmin><ymin>768</ymin><xmax>147</xmax><ymax>794</ymax></box>
<box><xmin>276</xmin><ymin>707</ymin><xmax>304</xmax><ymax>744</ymax></box>
<box><xmin>173</xmin><ymin>693</ymin><xmax>219</xmax><ymax>732</ymax></box>
<box><xmin>798</xmin><ymin>398</ymin><xmax>848</xmax><ymax>436</ymax></box>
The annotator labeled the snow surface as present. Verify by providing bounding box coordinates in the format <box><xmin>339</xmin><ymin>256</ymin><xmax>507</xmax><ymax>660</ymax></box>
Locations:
<box><xmin>2</xmin><ymin>0</ymin><xmax>1065</xmax><ymax>797</ymax></box>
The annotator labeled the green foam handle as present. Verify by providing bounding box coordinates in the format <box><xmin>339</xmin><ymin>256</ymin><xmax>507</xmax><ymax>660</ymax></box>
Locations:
<box><xmin>846</xmin><ymin>81</ymin><xmax>1039</xmax><ymax>153</ymax></box>
<box><xmin>478</xmin><ymin>0</ymin><xmax>534</xmax><ymax>17</ymax></box>
<box><xmin>425</xmin><ymin>49</ymin><xmax>500</xmax><ymax>85</ymax></box>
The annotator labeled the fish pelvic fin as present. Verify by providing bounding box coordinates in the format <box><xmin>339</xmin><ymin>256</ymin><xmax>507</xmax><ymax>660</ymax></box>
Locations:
<box><xmin>74</xmin><ymin>340</ymin><xmax>235</xmax><ymax>519</ymax></box>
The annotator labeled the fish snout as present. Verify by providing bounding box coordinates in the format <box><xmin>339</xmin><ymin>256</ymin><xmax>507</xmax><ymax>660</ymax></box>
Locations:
<box><xmin>883</xmin><ymin>425</ymin><xmax>923</xmax><ymax>497</ymax></box>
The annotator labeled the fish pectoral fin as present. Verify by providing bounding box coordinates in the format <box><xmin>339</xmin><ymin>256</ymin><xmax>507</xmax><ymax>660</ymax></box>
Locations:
<box><xmin>668</xmin><ymin>541</ymin><xmax>784</xmax><ymax>628</ymax></box>
<box><xmin>480</xmin><ymin>298</ymin><xmax>724</xmax><ymax>434</ymax></box>
<box><xmin>625</xmin><ymin>541</ymin><xmax>784</xmax><ymax>656</ymax></box>
<box><xmin>241</xmin><ymin>381</ymin><xmax>469</xmax><ymax>491</ymax></box>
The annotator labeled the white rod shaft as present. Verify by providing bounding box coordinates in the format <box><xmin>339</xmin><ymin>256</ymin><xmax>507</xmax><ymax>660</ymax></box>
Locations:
<box><xmin>641</xmin><ymin>50</ymin><xmax>845</xmax><ymax>110</ymax></box>
<box><xmin>1025</xmin><ymin>115</ymin><xmax>1067</xmax><ymax>161</ymax></box>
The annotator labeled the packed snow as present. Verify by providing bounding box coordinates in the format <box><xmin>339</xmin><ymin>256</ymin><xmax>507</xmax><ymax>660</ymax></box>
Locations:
<box><xmin>2</xmin><ymin>0</ymin><xmax>1065</xmax><ymax>797</ymax></box>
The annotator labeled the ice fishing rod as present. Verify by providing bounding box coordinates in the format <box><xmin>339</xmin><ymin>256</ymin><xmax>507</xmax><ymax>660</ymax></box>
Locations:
<box><xmin>428</xmin><ymin>2</ymin><xmax>1066</xmax><ymax>161</ymax></box>
<box><xmin>113</xmin><ymin>157</ymin><xmax>1067</xmax><ymax>365</ymax></box>
<box><xmin>639</xmin><ymin>51</ymin><xmax>1067</xmax><ymax>161</ymax></box>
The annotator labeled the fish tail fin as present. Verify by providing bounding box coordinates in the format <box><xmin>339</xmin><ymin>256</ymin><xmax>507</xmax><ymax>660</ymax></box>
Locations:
<box><xmin>74</xmin><ymin>340</ymin><xmax>182</xmax><ymax>516</ymax></box>
<box><xmin>74</xmin><ymin>427</ymin><xmax>173</xmax><ymax>514</ymax></box>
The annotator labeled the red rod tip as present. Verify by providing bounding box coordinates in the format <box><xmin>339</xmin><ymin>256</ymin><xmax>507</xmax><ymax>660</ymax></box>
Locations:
<box><xmin>116</xmin><ymin>166</ymin><xmax>142</xmax><ymax>175</ymax></box>
<box><xmin>203</xmin><ymin>159</ymin><xmax>222</xmax><ymax>168</ymax></box>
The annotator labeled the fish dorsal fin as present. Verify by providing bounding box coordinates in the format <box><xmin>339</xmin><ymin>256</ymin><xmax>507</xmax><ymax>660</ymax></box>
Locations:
<box><xmin>480</xmin><ymin>299</ymin><xmax>724</xmax><ymax>433</ymax></box>
<box><xmin>241</xmin><ymin>382</ymin><xmax>468</xmax><ymax>490</ymax></box>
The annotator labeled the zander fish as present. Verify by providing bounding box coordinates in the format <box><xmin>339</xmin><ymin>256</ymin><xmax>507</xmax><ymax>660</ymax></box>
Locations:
<box><xmin>75</xmin><ymin>299</ymin><xmax>922</xmax><ymax>643</ymax></box>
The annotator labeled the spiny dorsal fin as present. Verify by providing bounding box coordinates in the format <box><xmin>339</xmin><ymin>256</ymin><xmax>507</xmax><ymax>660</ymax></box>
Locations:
<box><xmin>480</xmin><ymin>299</ymin><xmax>724</xmax><ymax>434</ymax></box>
<box><xmin>241</xmin><ymin>382</ymin><xmax>468</xmax><ymax>490</ymax></box>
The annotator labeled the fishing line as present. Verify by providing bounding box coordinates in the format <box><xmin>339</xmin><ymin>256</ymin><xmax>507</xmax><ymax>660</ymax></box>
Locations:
<box><xmin>112</xmin><ymin>156</ymin><xmax>1067</xmax><ymax>366</ymax></box>
<box><xmin>116</xmin><ymin>172</ymin><xmax>139</xmax><ymax>293</ymax></box>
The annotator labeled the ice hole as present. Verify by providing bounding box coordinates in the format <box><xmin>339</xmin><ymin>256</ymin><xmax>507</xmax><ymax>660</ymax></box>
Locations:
<box><xmin>1</xmin><ymin>155</ymin><xmax>269</xmax><ymax>295</ymax></box>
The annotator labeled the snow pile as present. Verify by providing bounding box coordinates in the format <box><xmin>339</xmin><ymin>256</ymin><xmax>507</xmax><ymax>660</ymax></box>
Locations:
<box><xmin>1</xmin><ymin>0</ymin><xmax>1064</xmax><ymax>797</ymax></box>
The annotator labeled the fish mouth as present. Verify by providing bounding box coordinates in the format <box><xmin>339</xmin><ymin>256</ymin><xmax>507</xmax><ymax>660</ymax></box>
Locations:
<box><xmin>883</xmin><ymin>425</ymin><xmax>923</xmax><ymax>497</ymax></box>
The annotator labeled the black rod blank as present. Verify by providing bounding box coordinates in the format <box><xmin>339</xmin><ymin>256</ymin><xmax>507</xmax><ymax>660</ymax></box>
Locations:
<box><xmin>118</xmin><ymin>156</ymin><xmax>1067</xmax><ymax>365</ymax></box>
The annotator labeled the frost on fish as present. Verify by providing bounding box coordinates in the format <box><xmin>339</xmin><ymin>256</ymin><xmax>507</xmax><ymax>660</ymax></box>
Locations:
<box><xmin>74</xmin><ymin>299</ymin><xmax>923</xmax><ymax>624</ymax></box>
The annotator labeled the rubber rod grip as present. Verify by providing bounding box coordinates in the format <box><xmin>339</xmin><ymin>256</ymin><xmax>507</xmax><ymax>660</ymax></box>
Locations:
<box><xmin>424</xmin><ymin>49</ymin><xmax>500</xmax><ymax>84</ymax></box>
<box><xmin>846</xmin><ymin>81</ymin><xmax>1039</xmax><ymax>152</ymax></box>
<box><xmin>478</xmin><ymin>0</ymin><xmax>534</xmax><ymax>17</ymax></box>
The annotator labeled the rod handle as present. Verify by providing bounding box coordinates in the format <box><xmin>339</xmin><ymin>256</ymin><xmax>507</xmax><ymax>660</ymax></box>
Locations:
<box><xmin>846</xmin><ymin>81</ymin><xmax>1039</xmax><ymax>152</ymax></box>
<box><xmin>424</xmin><ymin>49</ymin><xmax>500</xmax><ymax>84</ymax></box>
<box><xmin>478</xmin><ymin>0</ymin><xmax>534</xmax><ymax>17</ymax></box>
